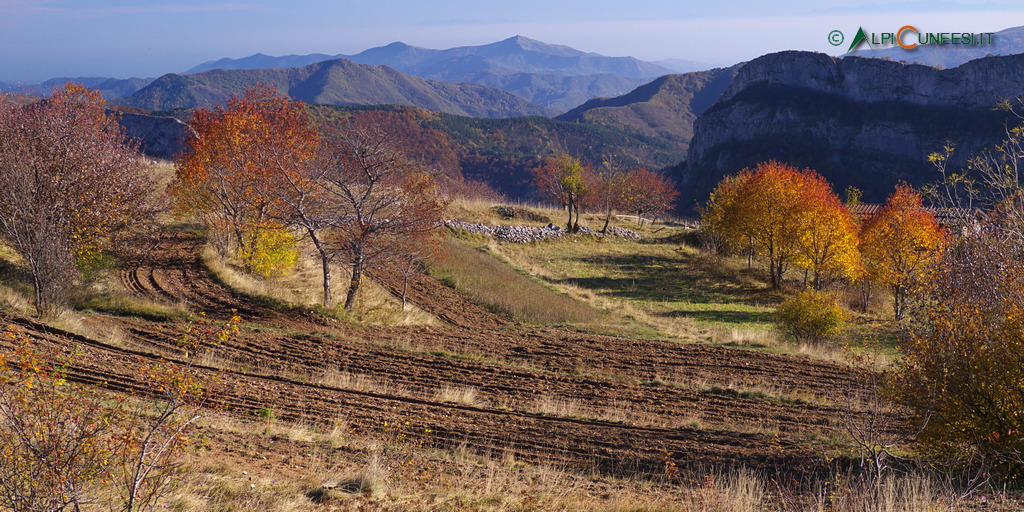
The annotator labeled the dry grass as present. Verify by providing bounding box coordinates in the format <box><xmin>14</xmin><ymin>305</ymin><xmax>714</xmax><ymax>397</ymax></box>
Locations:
<box><xmin>433</xmin><ymin>384</ymin><xmax>481</xmax><ymax>406</ymax></box>
<box><xmin>160</xmin><ymin>411</ymin><xmax>981</xmax><ymax>512</ymax></box>
<box><xmin>316</xmin><ymin>367</ymin><xmax>415</xmax><ymax>398</ymax></box>
<box><xmin>74</xmin><ymin>271</ymin><xmax>189</xmax><ymax>321</ymax></box>
<box><xmin>429</xmin><ymin>237</ymin><xmax>606</xmax><ymax>326</ymax></box>
<box><xmin>447</xmin><ymin>197</ymin><xmax>565</xmax><ymax>227</ymax></box>
<box><xmin>201</xmin><ymin>244</ymin><xmax>439</xmax><ymax>327</ymax></box>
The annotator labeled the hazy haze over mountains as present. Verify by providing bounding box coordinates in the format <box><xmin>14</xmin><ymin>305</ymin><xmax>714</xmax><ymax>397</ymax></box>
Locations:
<box><xmin>183</xmin><ymin>36</ymin><xmax>679</xmax><ymax>111</ymax></box>
<box><xmin>119</xmin><ymin>58</ymin><xmax>558</xmax><ymax>118</ymax></box>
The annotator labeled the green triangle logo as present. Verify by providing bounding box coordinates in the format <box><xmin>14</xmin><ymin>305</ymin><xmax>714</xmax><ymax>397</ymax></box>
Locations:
<box><xmin>848</xmin><ymin>27</ymin><xmax>869</xmax><ymax>52</ymax></box>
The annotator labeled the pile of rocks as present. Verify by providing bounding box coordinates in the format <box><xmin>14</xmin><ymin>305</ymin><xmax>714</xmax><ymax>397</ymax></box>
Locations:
<box><xmin>444</xmin><ymin>220</ymin><xmax>641</xmax><ymax>243</ymax></box>
<box><xmin>605</xmin><ymin>226</ymin><xmax>644</xmax><ymax>240</ymax></box>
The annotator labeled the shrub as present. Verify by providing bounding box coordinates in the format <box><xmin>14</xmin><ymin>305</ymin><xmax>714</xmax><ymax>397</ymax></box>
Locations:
<box><xmin>894</xmin><ymin>225</ymin><xmax>1024</xmax><ymax>477</ymax></box>
<box><xmin>775</xmin><ymin>289</ymin><xmax>846</xmax><ymax>343</ymax></box>
<box><xmin>0</xmin><ymin>314</ymin><xmax>236</xmax><ymax>511</ymax></box>
<box><xmin>238</xmin><ymin>225</ymin><xmax>298</xmax><ymax>278</ymax></box>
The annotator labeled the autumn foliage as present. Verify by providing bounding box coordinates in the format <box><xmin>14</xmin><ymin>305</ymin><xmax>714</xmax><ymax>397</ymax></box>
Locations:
<box><xmin>173</xmin><ymin>83</ymin><xmax>319</xmax><ymax>273</ymax></box>
<box><xmin>893</xmin><ymin>223</ymin><xmax>1024</xmax><ymax>475</ymax></box>
<box><xmin>173</xmin><ymin>86</ymin><xmax>447</xmax><ymax>310</ymax></box>
<box><xmin>322</xmin><ymin>123</ymin><xmax>449</xmax><ymax>311</ymax></box>
<box><xmin>532</xmin><ymin>153</ymin><xmax>591</xmax><ymax>233</ymax></box>
<box><xmin>859</xmin><ymin>184</ymin><xmax>945</xmax><ymax>320</ymax></box>
<box><xmin>0</xmin><ymin>84</ymin><xmax>159</xmax><ymax>315</ymax></box>
<box><xmin>0</xmin><ymin>314</ymin><xmax>236</xmax><ymax>510</ymax></box>
<box><xmin>701</xmin><ymin>161</ymin><xmax>860</xmax><ymax>289</ymax></box>
<box><xmin>620</xmin><ymin>167</ymin><xmax>679</xmax><ymax>226</ymax></box>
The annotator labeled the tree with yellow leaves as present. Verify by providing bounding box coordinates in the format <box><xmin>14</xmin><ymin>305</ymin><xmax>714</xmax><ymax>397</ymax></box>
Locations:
<box><xmin>702</xmin><ymin>161</ymin><xmax>860</xmax><ymax>289</ymax></box>
<box><xmin>859</xmin><ymin>184</ymin><xmax>945</xmax><ymax>320</ymax></box>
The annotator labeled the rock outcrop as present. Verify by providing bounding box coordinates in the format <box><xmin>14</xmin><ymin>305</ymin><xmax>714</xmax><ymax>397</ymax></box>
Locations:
<box><xmin>118</xmin><ymin>113</ymin><xmax>190</xmax><ymax>159</ymax></box>
<box><xmin>676</xmin><ymin>51</ymin><xmax>1022</xmax><ymax>211</ymax></box>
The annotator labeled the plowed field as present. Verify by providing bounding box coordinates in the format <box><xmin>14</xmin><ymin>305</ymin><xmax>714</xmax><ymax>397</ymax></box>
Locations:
<box><xmin>3</xmin><ymin>233</ymin><xmax>876</xmax><ymax>482</ymax></box>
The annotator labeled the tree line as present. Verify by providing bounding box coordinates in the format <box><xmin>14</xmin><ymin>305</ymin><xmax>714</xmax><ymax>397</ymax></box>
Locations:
<box><xmin>0</xmin><ymin>84</ymin><xmax>448</xmax><ymax>315</ymax></box>
<box><xmin>701</xmin><ymin>149</ymin><xmax>1024</xmax><ymax>480</ymax></box>
<box><xmin>531</xmin><ymin>153</ymin><xmax>679</xmax><ymax>233</ymax></box>
<box><xmin>701</xmin><ymin>160</ymin><xmax>944</xmax><ymax>321</ymax></box>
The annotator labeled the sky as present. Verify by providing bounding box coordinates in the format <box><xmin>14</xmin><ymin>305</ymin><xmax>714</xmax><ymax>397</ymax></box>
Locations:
<box><xmin>2</xmin><ymin>0</ymin><xmax>1024</xmax><ymax>82</ymax></box>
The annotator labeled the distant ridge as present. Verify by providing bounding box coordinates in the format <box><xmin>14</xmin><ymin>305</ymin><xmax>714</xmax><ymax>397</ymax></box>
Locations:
<box><xmin>183</xmin><ymin>36</ymin><xmax>677</xmax><ymax>110</ymax></box>
<box><xmin>557</xmin><ymin>65</ymin><xmax>741</xmax><ymax>159</ymax></box>
<box><xmin>0</xmin><ymin>76</ymin><xmax>154</xmax><ymax>99</ymax></box>
<box><xmin>119</xmin><ymin>58</ymin><xmax>557</xmax><ymax>118</ymax></box>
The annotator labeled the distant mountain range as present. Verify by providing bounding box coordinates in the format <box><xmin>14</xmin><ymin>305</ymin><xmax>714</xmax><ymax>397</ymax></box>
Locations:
<box><xmin>653</xmin><ymin>58</ymin><xmax>720</xmax><ymax>74</ymax></box>
<box><xmin>0</xmin><ymin>76</ymin><xmax>154</xmax><ymax>100</ymax></box>
<box><xmin>188</xmin><ymin>36</ymin><xmax>673</xmax><ymax>78</ymax></box>
<box><xmin>118</xmin><ymin>58</ymin><xmax>556</xmax><ymax>117</ymax></box>
<box><xmin>844</xmin><ymin>25</ymin><xmax>1024</xmax><ymax>69</ymax></box>
<box><xmin>183</xmin><ymin>36</ymin><xmax>680</xmax><ymax>111</ymax></box>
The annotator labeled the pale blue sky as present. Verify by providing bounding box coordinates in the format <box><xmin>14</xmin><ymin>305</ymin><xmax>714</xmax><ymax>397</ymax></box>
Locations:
<box><xmin>2</xmin><ymin>0</ymin><xmax>1022</xmax><ymax>82</ymax></box>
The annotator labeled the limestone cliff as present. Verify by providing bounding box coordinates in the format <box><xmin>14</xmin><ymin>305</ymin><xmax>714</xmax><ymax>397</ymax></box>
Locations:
<box><xmin>677</xmin><ymin>51</ymin><xmax>1022</xmax><ymax>211</ymax></box>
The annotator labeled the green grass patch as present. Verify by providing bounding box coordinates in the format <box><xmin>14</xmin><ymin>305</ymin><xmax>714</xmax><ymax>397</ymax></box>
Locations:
<box><xmin>495</xmin><ymin>235</ymin><xmax>781</xmax><ymax>336</ymax></box>
<box><xmin>428</xmin><ymin>237</ymin><xmax>605</xmax><ymax>326</ymax></box>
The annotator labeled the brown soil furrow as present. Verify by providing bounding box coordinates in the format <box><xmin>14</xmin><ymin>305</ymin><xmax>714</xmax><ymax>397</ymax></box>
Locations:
<box><xmin>106</xmin><ymin>318</ymin><xmax>852</xmax><ymax>438</ymax></box>
<box><xmin>372</xmin><ymin>267</ymin><xmax>509</xmax><ymax>329</ymax></box>
<box><xmin>1</xmin><ymin>314</ymin><xmax>830</xmax><ymax>477</ymax></box>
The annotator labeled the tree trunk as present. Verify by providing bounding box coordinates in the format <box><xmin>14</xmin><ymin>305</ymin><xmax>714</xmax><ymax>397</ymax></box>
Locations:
<box><xmin>893</xmin><ymin>284</ymin><xmax>905</xmax><ymax>321</ymax></box>
<box><xmin>344</xmin><ymin>261</ymin><xmax>363</xmax><ymax>312</ymax></box>
<box><xmin>565</xmin><ymin>203</ymin><xmax>573</xmax><ymax>232</ymax></box>
<box><xmin>572</xmin><ymin>202</ymin><xmax>580</xmax><ymax>233</ymax></box>
<box><xmin>309</xmin><ymin>230</ymin><xmax>332</xmax><ymax>307</ymax></box>
<box><xmin>32</xmin><ymin>270</ymin><xmax>44</xmax><ymax>317</ymax></box>
<box><xmin>601</xmin><ymin>208</ymin><xmax>612</xmax><ymax>234</ymax></box>
<box><xmin>402</xmin><ymin>273</ymin><xmax>410</xmax><ymax>311</ymax></box>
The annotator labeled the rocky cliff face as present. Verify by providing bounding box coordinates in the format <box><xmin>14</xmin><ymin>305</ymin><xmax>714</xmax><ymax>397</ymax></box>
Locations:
<box><xmin>119</xmin><ymin>113</ymin><xmax>190</xmax><ymax>159</ymax></box>
<box><xmin>677</xmin><ymin>51</ymin><xmax>1022</xmax><ymax>211</ymax></box>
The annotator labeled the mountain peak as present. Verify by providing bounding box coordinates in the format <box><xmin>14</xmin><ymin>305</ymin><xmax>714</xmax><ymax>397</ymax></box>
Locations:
<box><xmin>488</xmin><ymin>35</ymin><xmax>581</xmax><ymax>56</ymax></box>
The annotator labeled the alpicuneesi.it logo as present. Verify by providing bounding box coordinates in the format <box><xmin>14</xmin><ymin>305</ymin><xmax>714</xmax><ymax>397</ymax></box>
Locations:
<box><xmin>828</xmin><ymin>27</ymin><xmax>995</xmax><ymax>51</ymax></box>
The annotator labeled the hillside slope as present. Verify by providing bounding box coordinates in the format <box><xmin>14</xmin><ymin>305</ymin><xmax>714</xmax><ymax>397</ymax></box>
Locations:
<box><xmin>557</xmin><ymin>66</ymin><xmax>740</xmax><ymax>156</ymax></box>
<box><xmin>119</xmin><ymin>59</ymin><xmax>556</xmax><ymax>118</ymax></box>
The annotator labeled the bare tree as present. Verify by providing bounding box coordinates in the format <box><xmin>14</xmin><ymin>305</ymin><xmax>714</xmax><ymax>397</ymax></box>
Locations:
<box><xmin>321</xmin><ymin>124</ymin><xmax>448</xmax><ymax>312</ymax></box>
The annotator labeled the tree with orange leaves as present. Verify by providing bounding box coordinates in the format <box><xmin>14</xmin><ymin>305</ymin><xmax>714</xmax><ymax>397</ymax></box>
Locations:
<box><xmin>621</xmin><ymin>168</ymin><xmax>679</xmax><ymax>227</ymax></box>
<box><xmin>860</xmin><ymin>183</ymin><xmax>945</xmax><ymax>320</ymax></box>
<box><xmin>702</xmin><ymin>161</ymin><xmax>859</xmax><ymax>289</ymax></box>
<box><xmin>173</xmin><ymin>84</ymin><xmax>320</xmax><ymax>274</ymax></box>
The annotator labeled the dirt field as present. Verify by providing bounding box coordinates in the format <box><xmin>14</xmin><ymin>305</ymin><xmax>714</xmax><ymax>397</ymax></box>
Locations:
<box><xmin>0</xmin><ymin>232</ymin><xmax>907</xmax><ymax>508</ymax></box>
